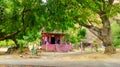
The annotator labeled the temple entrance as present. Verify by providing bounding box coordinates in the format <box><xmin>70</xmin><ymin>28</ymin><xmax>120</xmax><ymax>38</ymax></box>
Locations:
<box><xmin>41</xmin><ymin>32</ymin><xmax>72</xmax><ymax>52</ymax></box>
<box><xmin>51</xmin><ymin>37</ymin><xmax>55</xmax><ymax>44</ymax></box>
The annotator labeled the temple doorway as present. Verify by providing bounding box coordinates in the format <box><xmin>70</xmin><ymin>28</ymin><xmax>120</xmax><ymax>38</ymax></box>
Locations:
<box><xmin>51</xmin><ymin>37</ymin><xmax>55</xmax><ymax>44</ymax></box>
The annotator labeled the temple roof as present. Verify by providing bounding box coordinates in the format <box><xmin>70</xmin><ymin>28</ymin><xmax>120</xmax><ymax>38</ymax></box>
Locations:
<box><xmin>41</xmin><ymin>30</ymin><xmax>65</xmax><ymax>35</ymax></box>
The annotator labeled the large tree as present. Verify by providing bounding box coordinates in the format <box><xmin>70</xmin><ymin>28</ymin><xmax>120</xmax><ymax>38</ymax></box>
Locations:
<box><xmin>45</xmin><ymin>0</ymin><xmax>120</xmax><ymax>54</ymax></box>
<box><xmin>0</xmin><ymin>0</ymin><xmax>46</xmax><ymax>48</ymax></box>
<box><xmin>75</xmin><ymin>0</ymin><xmax>120</xmax><ymax>54</ymax></box>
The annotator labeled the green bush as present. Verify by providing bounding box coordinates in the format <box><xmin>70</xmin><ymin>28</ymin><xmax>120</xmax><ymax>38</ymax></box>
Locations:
<box><xmin>113</xmin><ymin>38</ymin><xmax>120</xmax><ymax>47</ymax></box>
<box><xmin>65</xmin><ymin>28</ymin><xmax>86</xmax><ymax>45</ymax></box>
<box><xmin>0</xmin><ymin>41</ymin><xmax>6</xmax><ymax>47</ymax></box>
<box><xmin>0</xmin><ymin>40</ymin><xmax>15</xmax><ymax>47</ymax></box>
<box><xmin>78</xmin><ymin>28</ymin><xmax>86</xmax><ymax>38</ymax></box>
<box><xmin>111</xmin><ymin>22</ymin><xmax>120</xmax><ymax>47</ymax></box>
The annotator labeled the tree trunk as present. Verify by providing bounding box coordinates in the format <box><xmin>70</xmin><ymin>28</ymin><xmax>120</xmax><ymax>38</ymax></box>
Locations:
<box><xmin>6</xmin><ymin>39</ymin><xmax>20</xmax><ymax>54</ymax></box>
<box><xmin>100</xmin><ymin>15</ymin><xmax>116</xmax><ymax>54</ymax></box>
<box><xmin>6</xmin><ymin>39</ymin><xmax>30</xmax><ymax>54</ymax></box>
<box><xmin>12</xmin><ymin>39</ymin><xmax>20</xmax><ymax>49</ymax></box>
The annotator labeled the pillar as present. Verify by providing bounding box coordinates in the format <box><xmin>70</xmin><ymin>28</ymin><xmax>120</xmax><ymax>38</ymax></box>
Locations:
<box><xmin>60</xmin><ymin>35</ymin><xmax>62</xmax><ymax>45</ymax></box>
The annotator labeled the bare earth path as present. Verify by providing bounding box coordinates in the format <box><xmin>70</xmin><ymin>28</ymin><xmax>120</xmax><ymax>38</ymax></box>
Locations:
<box><xmin>0</xmin><ymin>59</ymin><xmax>120</xmax><ymax>67</ymax></box>
<box><xmin>0</xmin><ymin>48</ymin><xmax>120</xmax><ymax>67</ymax></box>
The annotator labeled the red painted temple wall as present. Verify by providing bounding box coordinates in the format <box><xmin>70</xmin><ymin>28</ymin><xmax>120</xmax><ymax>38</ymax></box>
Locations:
<box><xmin>41</xmin><ymin>33</ymin><xmax>72</xmax><ymax>52</ymax></box>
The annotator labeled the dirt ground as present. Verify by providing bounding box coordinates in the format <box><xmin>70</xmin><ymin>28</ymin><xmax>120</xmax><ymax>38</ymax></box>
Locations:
<box><xmin>0</xmin><ymin>48</ymin><xmax>120</xmax><ymax>61</ymax></box>
<box><xmin>0</xmin><ymin>48</ymin><xmax>120</xmax><ymax>67</ymax></box>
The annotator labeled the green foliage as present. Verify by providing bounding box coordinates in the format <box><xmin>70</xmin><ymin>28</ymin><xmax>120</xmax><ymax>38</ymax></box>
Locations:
<box><xmin>44</xmin><ymin>0</ymin><xmax>77</xmax><ymax>31</ymax></box>
<box><xmin>76</xmin><ymin>0</ymin><xmax>120</xmax><ymax>17</ymax></box>
<box><xmin>109</xmin><ymin>4</ymin><xmax>120</xmax><ymax>17</ymax></box>
<box><xmin>0</xmin><ymin>0</ymin><xmax>120</xmax><ymax>54</ymax></box>
<box><xmin>19</xmin><ymin>43</ymin><xmax>23</xmax><ymax>53</ymax></box>
<box><xmin>18</xmin><ymin>39</ymin><xmax>27</xmax><ymax>53</ymax></box>
<box><xmin>0</xmin><ymin>40</ymin><xmax>15</xmax><ymax>47</ymax></box>
<box><xmin>111</xmin><ymin>22</ymin><xmax>120</xmax><ymax>47</ymax></box>
<box><xmin>0</xmin><ymin>0</ymin><xmax>45</xmax><ymax>50</ymax></box>
<box><xmin>0</xmin><ymin>0</ymin><xmax>45</xmax><ymax>40</ymax></box>
<box><xmin>0</xmin><ymin>41</ymin><xmax>7</xmax><ymax>47</ymax></box>
<box><xmin>78</xmin><ymin>28</ymin><xmax>86</xmax><ymax>38</ymax></box>
<box><xmin>18</xmin><ymin>40</ymin><xmax>26</xmax><ymax>46</ymax></box>
<box><xmin>113</xmin><ymin>38</ymin><xmax>120</xmax><ymax>47</ymax></box>
<box><xmin>65</xmin><ymin>28</ymin><xmax>86</xmax><ymax>44</ymax></box>
<box><xmin>31</xmin><ymin>45</ymin><xmax>36</xmax><ymax>55</ymax></box>
<box><xmin>93</xmin><ymin>40</ymin><xmax>99</xmax><ymax>52</ymax></box>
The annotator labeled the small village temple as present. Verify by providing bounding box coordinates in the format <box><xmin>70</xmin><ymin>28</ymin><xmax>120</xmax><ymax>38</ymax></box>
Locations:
<box><xmin>41</xmin><ymin>32</ymin><xmax>72</xmax><ymax>52</ymax></box>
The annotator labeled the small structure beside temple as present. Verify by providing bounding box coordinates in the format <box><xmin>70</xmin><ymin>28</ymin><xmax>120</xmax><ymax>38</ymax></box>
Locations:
<box><xmin>41</xmin><ymin>32</ymin><xmax>72</xmax><ymax>52</ymax></box>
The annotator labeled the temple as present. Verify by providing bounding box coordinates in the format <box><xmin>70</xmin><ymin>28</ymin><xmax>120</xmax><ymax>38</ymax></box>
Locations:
<box><xmin>41</xmin><ymin>32</ymin><xmax>72</xmax><ymax>52</ymax></box>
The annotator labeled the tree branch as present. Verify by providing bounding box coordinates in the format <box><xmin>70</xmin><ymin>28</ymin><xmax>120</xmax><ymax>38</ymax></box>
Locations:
<box><xmin>87</xmin><ymin>20</ymin><xmax>94</xmax><ymax>26</ymax></box>
<box><xmin>92</xmin><ymin>0</ymin><xmax>103</xmax><ymax>12</ymax></box>
<box><xmin>75</xmin><ymin>17</ymin><xmax>102</xmax><ymax>40</ymax></box>
<box><xmin>74</xmin><ymin>16</ymin><xmax>101</xmax><ymax>32</ymax></box>
<box><xmin>78</xmin><ymin>22</ymin><xmax>101</xmax><ymax>33</ymax></box>
<box><xmin>0</xmin><ymin>8</ymin><xmax>32</xmax><ymax>41</ymax></box>
<box><xmin>89</xmin><ymin>28</ymin><xmax>102</xmax><ymax>40</ymax></box>
<box><xmin>22</xmin><ymin>9</ymin><xmax>31</xmax><ymax>27</ymax></box>
<box><xmin>0</xmin><ymin>29</ymin><xmax>21</xmax><ymax>41</ymax></box>
<box><xmin>109</xmin><ymin>0</ymin><xmax>114</xmax><ymax>4</ymax></box>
